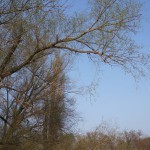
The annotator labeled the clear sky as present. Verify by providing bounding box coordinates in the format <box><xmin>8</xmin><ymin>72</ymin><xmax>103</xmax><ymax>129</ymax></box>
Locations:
<box><xmin>69</xmin><ymin>0</ymin><xmax>150</xmax><ymax>135</ymax></box>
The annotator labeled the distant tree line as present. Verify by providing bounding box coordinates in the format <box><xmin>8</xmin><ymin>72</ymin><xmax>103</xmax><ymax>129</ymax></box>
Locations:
<box><xmin>73</xmin><ymin>122</ymin><xmax>150</xmax><ymax>150</ymax></box>
<box><xmin>1</xmin><ymin>121</ymin><xmax>150</xmax><ymax>150</ymax></box>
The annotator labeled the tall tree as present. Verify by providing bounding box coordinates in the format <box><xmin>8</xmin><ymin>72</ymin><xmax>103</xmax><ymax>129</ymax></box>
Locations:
<box><xmin>42</xmin><ymin>54</ymin><xmax>74</xmax><ymax>150</ymax></box>
<box><xmin>0</xmin><ymin>54</ymin><xmax>75</xmax><ymax>150</ymax></box>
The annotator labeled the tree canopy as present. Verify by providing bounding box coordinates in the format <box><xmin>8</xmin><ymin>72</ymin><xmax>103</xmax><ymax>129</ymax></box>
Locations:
<box><xmin>0</xmin><ymin>0</ymin><xmax>149</xmax><ymax>82</ymax></box>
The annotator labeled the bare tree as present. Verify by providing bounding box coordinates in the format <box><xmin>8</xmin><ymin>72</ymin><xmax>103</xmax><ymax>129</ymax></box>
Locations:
<box><xmin>0</xmin><ymin>0</ymin><xmax>149</xmax><ymax>82</ymax></box>
<box><xmin>42</xmin><ymin>54</ymin><xmax>75</xmax><ymax>150</ymax></box>
<box><xmin>0</xmin><ymin>53</ymin><xmax>75</xmax><ymax>150</ymax></box>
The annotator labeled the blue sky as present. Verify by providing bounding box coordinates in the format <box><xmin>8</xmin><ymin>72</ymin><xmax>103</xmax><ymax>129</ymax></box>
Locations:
<box><xmin>69</xmin><ymin>0</ymin><xmax>150</xmax><ymax>135</ymax></box>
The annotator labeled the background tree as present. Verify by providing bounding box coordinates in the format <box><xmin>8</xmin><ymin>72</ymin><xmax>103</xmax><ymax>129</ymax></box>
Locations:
<box><xmin>72</xmin><ymin>122</ymin><xmax>150</xmax><ymax>150</ymax></box>
<box><xmin>42</xmin><ymin>54</ymin><xmax>75</xmax><ymax>150</ymax></box>
<box><xmin>0</xmin><ymin>53</ymin><xmax>76</xmax><ymax>150</ymax></box>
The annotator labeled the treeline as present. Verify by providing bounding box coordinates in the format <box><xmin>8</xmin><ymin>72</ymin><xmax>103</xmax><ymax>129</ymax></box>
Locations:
<box><xmin>1</xmin><ymin>120</ymin><xmax>150</xmax><ymax>150</ymax></box>
<box><xmin>73</xmin><ymin>124</ymin><xmax>150</xmax><ymax>150</ymax></box>
<box><xmin>59</xmin><ymin>130</ymin><xmax>150</xmax><ymax>150</ymax></box>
